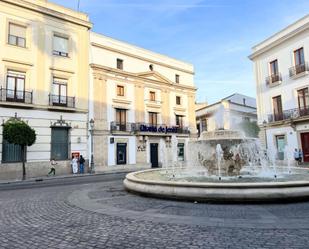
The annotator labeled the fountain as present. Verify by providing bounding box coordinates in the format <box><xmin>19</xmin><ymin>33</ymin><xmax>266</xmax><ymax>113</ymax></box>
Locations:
<box><xmin>124</xmin><ymin>129</ymin><xmax>309</xmax><ymax>202</ymax></box>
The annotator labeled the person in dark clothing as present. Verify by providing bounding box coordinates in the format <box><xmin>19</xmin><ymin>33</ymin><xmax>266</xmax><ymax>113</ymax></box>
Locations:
<box><xmin>79</xmin><ymin>155</ymin><xmax>85</xmax><ymax>174</ymax></box>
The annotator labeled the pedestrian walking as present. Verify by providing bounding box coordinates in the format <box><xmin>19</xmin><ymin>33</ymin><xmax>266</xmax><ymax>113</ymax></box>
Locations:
<box><xmin>298</xmin><ymin>149</ymin><xmax>303</xmax><ymax>165</ymax></box>
<box><xmin>48</xmin><ymin>159</ymin><xmax>57</xmax><ymax>176</ymax></box>
<box><xmin>71</xmin><ymin>156</ymin><xmax>78</xmax><ymax>174</ymax></box>
<box><xmin>79</xmin><ymin>155</ymin><xmax>85</xmax><ymax>174</ymax></box>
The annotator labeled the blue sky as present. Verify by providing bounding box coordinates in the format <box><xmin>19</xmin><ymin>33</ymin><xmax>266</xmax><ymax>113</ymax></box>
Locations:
<box><xmin>50</xmin><ymin>0</ymin><xmax>309</xmax><ymax>104</ymax></box>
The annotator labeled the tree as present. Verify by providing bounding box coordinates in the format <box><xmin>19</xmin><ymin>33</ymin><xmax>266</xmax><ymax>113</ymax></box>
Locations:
<box><xmin>2</xmin><ymin>118</ymin><xmax>36</xmax><ymax>180</ymax></box>
<box><xmin>239</xmin><ymin>120</ymin><xmax>260</xmax><ymax>138</ymax></box>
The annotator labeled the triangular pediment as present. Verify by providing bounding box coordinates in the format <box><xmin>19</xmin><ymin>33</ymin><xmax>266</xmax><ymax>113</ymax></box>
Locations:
<box><xmin>136</xmin><ymin>71</ymin><xmax>172</xmax><ymax>84</ymax></box>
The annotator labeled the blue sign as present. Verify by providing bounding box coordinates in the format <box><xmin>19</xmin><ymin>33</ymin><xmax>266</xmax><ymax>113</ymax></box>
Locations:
<box><xmin>139</xmin><ymin>125</ymin><xmax>178</xmax><ymax>134</ymax></box>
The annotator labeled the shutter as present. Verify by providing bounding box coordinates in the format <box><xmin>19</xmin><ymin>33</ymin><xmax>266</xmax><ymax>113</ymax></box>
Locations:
<box><xmin>53</xmin><ymin>35</ymin><xmax>68</xmax><ymax>53</ymax></box>
<box><xmin>2</xmin><ymin>140</ymin><xmax>22</xmax><ymax>163</ymax></box>
<box><xmin>51</xmin><ymin>128</ymin><xmax>69</xmax><ymax>160</ymax></box>
<box><xmin>9</xmin><ymin>23</ymin><xmax>26</xmax><ymax>38</ymax></box>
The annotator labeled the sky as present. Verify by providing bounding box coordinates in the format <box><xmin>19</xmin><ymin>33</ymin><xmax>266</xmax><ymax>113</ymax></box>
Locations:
<box><xmin>50</xmin><ymin>0</ymin><xmax>309</xmax><ymax>104</ymax></box>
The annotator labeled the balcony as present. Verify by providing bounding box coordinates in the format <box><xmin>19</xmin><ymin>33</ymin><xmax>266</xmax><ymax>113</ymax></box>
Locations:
<box><xmin>268</xmin><ymin>106</ymin><xmax>309</xmax><ymax>123</ymax></box>
<box><xmin>265</xmin><ymin>73</ymin><xmax>282</xmax><ymax>86</ymax></box>
<box><xmin>110</xmin><ymin>121</ymin><xmax>134</xmax><ymax>133</ymax></box>
<box><xmin>289</xmin><ymin>62</ymin><xmax>309</xmax><ymax>78</ymax></box>
<box><xmin>49</xmin><ymin>94</ymin><xmax>75</xmax><ymax>108</ymax></box>
<box><xmin>0</xmin><ymin>87</ymin><xmax>33</xmax><ymax>105</ymax></box>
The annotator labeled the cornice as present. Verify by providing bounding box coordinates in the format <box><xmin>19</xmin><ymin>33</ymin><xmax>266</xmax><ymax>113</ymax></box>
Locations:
<box><xmin>1</xmin><ymin>0</ymin><xmax>92</xmax><ymax>29</ymax></box>
<box><xmin>90</xmin><ymin>64</ymin><xmax>197</xmax><ymax>93</ymax></box>
<box><xmin>2</xmin><ymin>58</ymin><xmax>33</xmax><ymax>67</ymax></box>
<box><xmin>91</xmin><ymin>42</ymin><xmax>195</xmax><ymax>75</ymax></box>
<box><xmin>249</xmin><ymin>20</ymin><xmax>309</xmax><ymax>60</ymax></box>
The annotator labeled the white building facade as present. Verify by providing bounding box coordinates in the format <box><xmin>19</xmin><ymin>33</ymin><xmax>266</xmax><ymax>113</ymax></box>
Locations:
<box><xmin>250</xmin><ymin>15</ymin><xmax>309</xmax><ymax>161</ymax></box>
<box><xmin>89</xmin><ymin>32</ymin><xmax>197</xmax><ymax>170</ymax></box>
<box><xmin>196</xmin><ymin>93</ymin><xmax>257</xmax><ymax>135</ymax></box>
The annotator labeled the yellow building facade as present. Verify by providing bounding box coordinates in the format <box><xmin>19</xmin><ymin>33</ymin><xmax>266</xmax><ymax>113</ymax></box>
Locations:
<box><xmin>0</xmin><ymin>0</ymin><xmax>92</xmax><ymax>179</ymax></box>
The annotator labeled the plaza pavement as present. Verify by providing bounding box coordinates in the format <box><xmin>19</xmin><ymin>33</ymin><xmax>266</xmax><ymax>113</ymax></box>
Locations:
<box><xmin>1</xmin><ymin>173</ymin><xmax>309</xmax><ymax>248</ymax></box>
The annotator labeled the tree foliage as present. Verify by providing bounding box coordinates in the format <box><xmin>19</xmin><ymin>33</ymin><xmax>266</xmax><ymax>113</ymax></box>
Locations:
<box><xmin>3</xmin><ymin>118</ymin><xmax>36</xmax><ymax>146</ymax></box>
<box><xmin>239</xmin><ymin>120</ymin><xmax>260</xmax><ymax>138</ymax></box>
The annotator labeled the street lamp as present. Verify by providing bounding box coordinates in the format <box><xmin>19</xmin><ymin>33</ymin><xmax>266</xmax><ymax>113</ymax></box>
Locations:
<box><xmin>263</xmin><ymin>120</ymin><xmax>268</xmax><ymax>150</ymax></box>
<box><xmin>89</xmin><ymin>118</ymin><xmax>95</xmax><ymax>173</ymax></box>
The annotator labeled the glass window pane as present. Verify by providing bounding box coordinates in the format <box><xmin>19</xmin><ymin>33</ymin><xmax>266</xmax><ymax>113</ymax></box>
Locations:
<box><xmin>8</xmin><ymin>35</ymin><xmax>17</xmax><ymax>45</ymax></box>
<box><xmin>7</xmin><ymin>77</ymin><xmax>15</xmax><ymax>90</ymax></box>
<box><xmin>60</xmin><ymin>84</ymin><xmax>67</xmax><ymax>96</ymax></box>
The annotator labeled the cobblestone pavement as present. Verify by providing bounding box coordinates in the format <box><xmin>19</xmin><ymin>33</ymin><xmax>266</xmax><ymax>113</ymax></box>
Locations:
<box><xmin>1</xmin><ymin>177</ymin><xmax>309</xmax><ymax>249</ymax></box>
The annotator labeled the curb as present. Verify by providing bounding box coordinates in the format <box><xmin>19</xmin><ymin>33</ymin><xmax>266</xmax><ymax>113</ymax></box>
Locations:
<box><xmin>0</xmin><ymin>168</ymin><xmax>146</xmax><ymax>188</ymax></box>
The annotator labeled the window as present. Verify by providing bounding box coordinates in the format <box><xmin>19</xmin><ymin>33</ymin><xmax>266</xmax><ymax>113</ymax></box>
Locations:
<box><xmin>149</xmin><ymin>64</ymin><xmax>154</xmax><ymax>71</ymax></box>
<box><xmin>176</xmin><ymin>96</ymin><xmax>181</xmax><ymax>105</ymax></box>
<box><xmin>2</xmin><ymin>139</ymin><xmax>22</xmax><ymax>163</ymax></box>
<box><xmin>8</xmin><ymin>23</ymin><xmax>26</xmax><ymax>47</ymax></box>
<box><xmin>294</xmin><ymin>47</ymin><xmax>305</xmax><ymax>66</ymax></box>
<box><xmin>243</xmin><ymin>117</ymin><xmax>250</xmax><ymax>122</ymax></box>
<box><xmin>272</xmin><ymin>95</ymin><xmax>283</xmax><ymax>121</ymax></box>
<box><xmin>201</xmin><ymin>118</ymin><xmax>207</xmax><ymax>132</ymax></box>
<box><xmin>176</xmin><ymin>115</ymin><xmax>183</xmax><ymax>127</ymax></box>
<box><xmin>177</xmin><ymin>143</ymin><xmax>185</xmax><ymax>161</ymax></box>
<box><xmin>276</xmin><ymin>135</ymin><xmax>285</xmax><ymax>160</ymax></box>
<box><xmin>116</xmin><ymin>108</ymin><xmax>126</xmax><ymax>131</ymax></box>
<box><xmin>53</xmin><ymin>35</ymin><xmax>69</xmax><ymax>57</ymax></box>
<box><xmin>52</xmin><ymin>78</ymin><xmax>67</xmax><ymax>106</ymax></box>
<box><xmin>6</xmin><ymin>70</ymin><xmax>25</xmax><ymax>102</ymax></box>
<box><xmin>150</xmin><ymin>91</ymin><xmax>156</xmax><ymax>101</ymax></box>
<box><xmin>149</xmin><ymin>112</ymin><xmax>157</xmax><ymax>126</ymax></box>
<box><xmin>298</xmin><ymin>88</ymin><xmax>309</xmax><ymax>116</ymax></box>
<box><xmin>51</xmin><ymin>128</ymin><xmax>69</xmax><ymax>160</ymax></box>
<box><xmin>117</xmin><ymin>59</ymin><xmax>123</xmax><ymax>70</ymax></box>
<box><xmin>175</xmin><ymin>74</ymin><xmax>180</xmax><ymax>83</ymax></box>
<box><xmin>117</xmin><ymin>85</ymin><xmax>124</xmax><ymax>96</ymax></box>
<box><xmin>243</xmin><ymin>98</ymin><xmax>246</xmax><ymax>106</ymax></box>
<box><xmin>270</xmin><ymin>59</ymin><xmax>279</xmax><ymax>75</ymax></box>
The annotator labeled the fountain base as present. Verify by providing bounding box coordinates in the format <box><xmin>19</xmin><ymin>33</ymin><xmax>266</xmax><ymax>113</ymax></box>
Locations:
<box><xmin>124</xmin><ymin>168</ymin><xmax>309</xmax><ymax>203</ymax></box>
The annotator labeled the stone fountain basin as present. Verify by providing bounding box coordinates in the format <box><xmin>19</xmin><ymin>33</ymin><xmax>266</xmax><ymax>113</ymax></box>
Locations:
<box><xmin>123</xmin><ymin>168</ymin><xmax>309</xmax><ymax>202</ymax></box>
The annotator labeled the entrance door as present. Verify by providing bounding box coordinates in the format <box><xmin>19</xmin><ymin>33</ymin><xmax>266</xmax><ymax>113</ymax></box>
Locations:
<box><xmin>301</xmin><ymin>133</ymin><xmax>309</xmax><ymax>162</ymax></box>
<box><xmin>275</xmin><ymin>135</ymin><xmax>285</xmax><ymax>160</ymax></box>
<box><xmin>150</xmin><ymin>143</ymin><xmax>159</xmax><ymax>168</ymax></box>
<box><xmin>116</xmin><ymin>143</ymin><xmax>127</xmax><ymax>165</ymax></box>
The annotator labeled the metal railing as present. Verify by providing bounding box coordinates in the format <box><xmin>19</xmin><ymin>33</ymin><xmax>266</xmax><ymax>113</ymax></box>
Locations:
<box><xmin>268</xmin><ymin>106</ymin><xmax>309</xmax><ymax>122</ymax></box>
<box><xmin>0</xmin><ymin>87</ymin><xmax>33</xmax><ymax>104</ymax></box>
<box><xmin>266</xmin><ymin>73</ymin><xmax>282</xmax><ymax>85</ymax></box>
<box><xmin>49</xmin><ymin>94</ymin><xmax>75</xmax><ymax>108</ymax></box>
<box><xmin>144</xmin><ymin>99</ymin><xmax>163</xmax><ymax>104</ymax></box>
<box><xmin>110</xmin><ymin>121</ymin><xmax>134</xmax><ymax>132</ymax></box>
<box><xmin>289</xmin><ymin>62</ymin><xmax>309</xmax><ymax>77</ymax></box>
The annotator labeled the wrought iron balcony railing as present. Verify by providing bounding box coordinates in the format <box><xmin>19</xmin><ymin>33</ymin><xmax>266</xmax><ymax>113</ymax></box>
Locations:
<box><xmin>268</xmin><ymin>106</ymin><xmax>309</xmax><ymax>122</ymax></box>
<box><xmin>49</xmin><ymin>94</ymin><xmax>75</xmax><ymax>108</ymax></box>
<box><xmin>0</xmin><ymin>87</ymin><xmax>33</xmax><ymax>104</ymax></box>
<box><xmin>266</xmin><ymin>73</ymin><xmax>282</xmax><ymax>85</ymax></box>
<box><xmin>110</xmin><ymin>122</ymin><xmax>134</xmax><ymax>132</ymax></box>
<box><xmin>289</xmin><ymin>62</ymin><xmax>309</xmax><ymax>77</ymax></box>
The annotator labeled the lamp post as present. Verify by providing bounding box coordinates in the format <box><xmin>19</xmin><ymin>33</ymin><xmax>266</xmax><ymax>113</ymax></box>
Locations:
<box><xmin>89</xmin><ymin>118</ymin><xmax>95</xmax><ymax>173</ymax></box>
<box><xmin>263</xmin><ymin>120</ymin><xmax>268</xmax><ymax>150</ymax></box>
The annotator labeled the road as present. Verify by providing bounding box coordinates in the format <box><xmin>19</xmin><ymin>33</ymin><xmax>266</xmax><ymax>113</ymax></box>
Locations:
<box><xmin>1</xmin><ymin>173</ymin><xmax>309</xmax><ymax>248</ymax></box>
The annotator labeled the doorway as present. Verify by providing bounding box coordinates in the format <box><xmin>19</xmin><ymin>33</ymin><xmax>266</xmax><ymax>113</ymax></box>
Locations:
<box><xmin>301</xmin><ymin>133</ymin><xmax>309</xmax><ymax>162</ymax></box>
<box><xmin>116</xmin><ymin>143</ymin><xmax>127</xmax><ymax>165</ymax></box>
<box><xmin>150</xmin><ymin>143</ymin><xmax>159</xmax><ymax>168</ymax></box>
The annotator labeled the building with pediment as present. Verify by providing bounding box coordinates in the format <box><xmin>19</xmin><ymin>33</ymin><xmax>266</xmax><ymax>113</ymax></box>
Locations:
<box><xmin>90</xmin><ymin>33</ymin><xmax>197</xmax><ymax>169</ymax></box>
